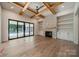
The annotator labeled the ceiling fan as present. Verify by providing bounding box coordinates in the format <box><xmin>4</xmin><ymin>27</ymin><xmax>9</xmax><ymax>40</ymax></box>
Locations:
<box><xmin>36</xmin><ymin>5</ymin><xmax>44</xmax><ymax>14</ymax></box>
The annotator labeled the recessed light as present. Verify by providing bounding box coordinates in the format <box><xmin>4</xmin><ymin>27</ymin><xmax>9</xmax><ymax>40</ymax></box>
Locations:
<box><xmin>62</xmin><ymin>6</ymin><xmax>64</xmax><ymax>8</ymax></box>
<box><xmin>11</xmin><ymin>6</ymin><xmax>14</xmax><ymax>9</ymax></box>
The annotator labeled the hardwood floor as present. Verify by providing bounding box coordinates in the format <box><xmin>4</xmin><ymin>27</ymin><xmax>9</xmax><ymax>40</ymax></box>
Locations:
<box><xmin>0</xmin><ymin>35</ymin><xmax>78</xmax><ymax>57</ymax></box>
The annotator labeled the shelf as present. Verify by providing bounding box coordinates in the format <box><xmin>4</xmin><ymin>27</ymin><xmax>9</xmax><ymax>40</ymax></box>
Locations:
<box><xmin>58</xmin><ymin>18</ymin><xmax>73</xmax><ymax>23</ymax></box>
<box><xmin>58</xmin><ymin>27</ymin><xmax>73</xmax><ymax>29</ymax></box>
<box><xmin>58</xmin><ymin>22</ymin><xmax>73</xmax><ymax>26</ymax></box>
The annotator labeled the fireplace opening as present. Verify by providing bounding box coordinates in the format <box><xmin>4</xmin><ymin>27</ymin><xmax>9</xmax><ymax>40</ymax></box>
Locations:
<box><xmin>45</xmin><ymin>31</ymin><xmax>52</xmax><ymax>37</ymax></box>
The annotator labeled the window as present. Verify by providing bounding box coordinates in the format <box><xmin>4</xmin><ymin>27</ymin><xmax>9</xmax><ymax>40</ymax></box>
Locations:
<box><xmin>8</xmin><ymin>19</ymin><xmax>34</xmax><ymax>40</ymax></box>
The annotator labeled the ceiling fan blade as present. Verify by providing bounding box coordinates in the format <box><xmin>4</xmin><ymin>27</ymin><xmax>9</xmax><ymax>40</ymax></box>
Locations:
<box><xmin>38</xmin><ymin>5</ymin><xmax>44</xmax><ymax>10</ymax></box>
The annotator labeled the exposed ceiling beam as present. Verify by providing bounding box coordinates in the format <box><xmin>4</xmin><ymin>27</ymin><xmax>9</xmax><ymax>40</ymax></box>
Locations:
<box><xmin>19</xmin><ymin>2</ymin><xmax>30</xmax><ymax>15</ymax></box>
<box><xmin>30</xmin><ymin>13</ymin><xmax>45</xmax><ymax>18</ymax></box>
<box><xmin>30</xmin><ymin>3</ymin><xmax>56</xmax><ymax>18</ymax></box>
<box><xmin>51</xmin><ymin>2</ymin><xmax>64</xmax><ymax>9</ymax></box>
<box><xmin>31</xmin><ymin>2</ymin><xmax>63</xmax><ymax>18</ymax></box>
<box><xmin>22</xmin><ymin>3</ymin><xmax>30</xmax><ymax>12</ymax></box>
<box><xmin>13</xmin><ymin>2</ymin><xmax>24</xmax><ymax>8</ymax></box>
<box><xmin>42</xmin><ymin>2</ymin><xmax>63</xmax><ymax>11</ymax></box>
<box><xmin>43</xmin><ymin>2</ymin><xmax>56</xmax><ymax>15</ymax></box>
<box><xmin>12</xmin><ymin>2</ymin><xmax>45</xmax><ymax>19</ymax></box>
<box><xmin>28</xmin><ymin>8</ymin><xmax>45</xmax><ymax>18</ymax></box>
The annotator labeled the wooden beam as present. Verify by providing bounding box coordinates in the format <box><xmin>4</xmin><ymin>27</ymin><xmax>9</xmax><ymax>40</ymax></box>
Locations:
<box><xmin>22</xmin><ymin>2</ymin><xmax>30</xmax><ymax>12</ymax></box>
<box><xmin>13</xmin><ymin>2</ymin><xmax>24</xmax><ymax>8</ymax></box>
<box><xmin>30</xmin><ymin>2</ymin><xmax>56</xmax><ymax>18</ymax></box>
<box><xmin>19</xmin><ymin>2</ymin><xmax>30</xmax><ymax>15</ymax></box>
<box><xmin>12</xmin><ymin>2</ymin><xmax>45</xmax><ymax>18</ymax></box>
<box><xmin>51</xmin><ymin>2</ymin><xmax>64</xmax><ymax>9</ymax></box>
<box><xmin>30</xmin><ymin>13</ymin><xmax>45</xmax><ymax>18</ymax></box>
<box><xmin>43</xmin><ymin>2</ymin><xmax>56</xmax><ymax>15</ymax></box>
<box><xmin>27</xmin><ymin>8</ymin><xmax>37</xmax><ymax>14</ymax></box>
<box><xmin>28</xmin><ymin>8</ymin><xmax>45</xmax><ymax>18</ymax></box>
<box><xmin>31</xmin><ymin>2</ymin><xmax>63</xmax><ymax>18</ymax></box>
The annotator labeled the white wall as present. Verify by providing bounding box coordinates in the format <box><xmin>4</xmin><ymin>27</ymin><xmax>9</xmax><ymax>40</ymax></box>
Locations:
<box><xmin>43</xmin><ymin>15</ymin><xmax>57</xmax><ymax>29</ymax></box>
<box><xmin>1</xmin><ymin>8</ymin><xmax>37</xmax><ymax>42</ymax></box>
<box><xmin>30</xmin><ymin>19</ymin><xmax>38</xmax><ymax>36</ymax></box>
<box><xmin>0</xmin><ymin>5</ymin><xmax>1</xmax><ymax>43</ymax></box>
<box><xmin>43</xmin><ymin>15</ymin><xmax>57</xmax><ymax>38</ymax></box>
<box><xmin>37</xmin><ymin>14</ymin><xmax>57</xmax><ymax>38</ymax></box>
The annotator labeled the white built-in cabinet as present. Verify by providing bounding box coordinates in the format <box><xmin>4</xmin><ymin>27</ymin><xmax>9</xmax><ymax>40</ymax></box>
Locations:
<box><xmin>57</xmin><ymin>12</ymin><xmax>74</xmax><ymax>42</ymax></box>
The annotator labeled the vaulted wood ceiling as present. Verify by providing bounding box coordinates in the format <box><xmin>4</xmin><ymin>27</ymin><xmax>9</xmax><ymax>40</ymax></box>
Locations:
<box><xmin>10</xmin><ymin>2</ymin><xmax>63</xmax><ymax>19</ymax></box>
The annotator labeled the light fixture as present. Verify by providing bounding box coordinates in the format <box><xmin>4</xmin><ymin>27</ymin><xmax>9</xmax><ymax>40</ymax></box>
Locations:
<box><xmin>11</xmin><ymin>6</ymin><xmax>14</xmax><ymax>9</ymax></box>
<box><xmin>62</xmin><ymin>6</ymin><xmax>64</xmax><ymax>8</ymax></box>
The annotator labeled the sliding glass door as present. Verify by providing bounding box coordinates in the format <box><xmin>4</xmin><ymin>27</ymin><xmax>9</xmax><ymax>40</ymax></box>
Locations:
<box><xmin>9</xmin><ymin>20</ymin><xmax>17</xmax><ymax>39</ymax></box>
<box><xmin>8</xmin><ymin>19</ymin><xmax>34</xmax><ymax>40</ymax></box>
<box><xmin>30</xmin><ymin>23</ymin><xmax>34</xmax><ymax>36</ymax></box>
<box><xmin>18</xmin><ymin>22</ymin><xmax>24</xmax><ymax>37</ymax></box>
<box><xmin>25</xmin><ymin>23</ymin><xmax>30</xmax><ymax>36</ymax></box>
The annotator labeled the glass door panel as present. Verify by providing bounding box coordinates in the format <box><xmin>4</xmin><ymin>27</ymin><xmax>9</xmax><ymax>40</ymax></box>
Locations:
<box><xmin>30</xmin><ymin>23</ymin><xmax>34</xmax><ymax>36</ymax></box>
<box><xmin>18</xmin><ymin>22</ymin><xmax>24</xmax><ymax>37</ymax></box>
<box><xmin>9</xmin><ymin>21</ymin><xmax>17</xmax><ymax>39</ymax></box>
<box><xmin>25</xmin><ymin>23</ymin><xmax>30</xmax><ymax>36</ymax></box>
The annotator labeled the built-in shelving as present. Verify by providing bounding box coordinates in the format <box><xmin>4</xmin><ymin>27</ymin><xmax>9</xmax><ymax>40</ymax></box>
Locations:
<box><xmin>57</xmin><ymin>13</ymin><xmax>74</xmax><ymax>29</ymax></box>
<box><xmin>58</xmin><ymin>18</ymin><xmax>73</xmax><ymax>22</ymax></box>
<box><xmin>58</xmin><ymin>22</ymin><xmax>73</xmax><ymax>26</ymax></box>
<box><xmin>56</xmin><ymin>12</ymin><xmax>74</xmax><ymax>41</ymax></box>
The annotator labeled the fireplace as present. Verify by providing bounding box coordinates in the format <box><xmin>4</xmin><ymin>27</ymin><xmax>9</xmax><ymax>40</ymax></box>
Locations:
<box><xmin>45</xmin><ymin>31</ymin><xmax>52</xmax><ymax>37</ymax></box>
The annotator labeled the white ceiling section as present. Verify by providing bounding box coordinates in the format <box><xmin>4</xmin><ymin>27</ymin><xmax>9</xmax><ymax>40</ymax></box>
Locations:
<box><xmin>40</xmin><ymin>9</ymin><xmax>53</xmax><ymax>16</ymax></box>
<box><xmin>0</xmin><ymin>2</ymin><xmax>22</xmax><ymax>14</ymax></box>
<box><xmin>0</xmin><ymin>2</ymin><xmax>35</xmax><ymax>18</ymax></box>
<box><xmin>28</xmin><ymin>2</ymin><xmax>44</xmax><ymax>10</ymax></box>
<box><xmin>56</xmin><ymin>2</ymin><xmax>75</xmax><ymax>12</ymax></box>
<box><xmin>24</xmin><ymin>10</ymin><xmax>35</xmax><ymax>17</ymax></box>
<box><xmin>56</xmin><ymin>2</ymin><xmax>75</xmax><ymax>17</ymax></box>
